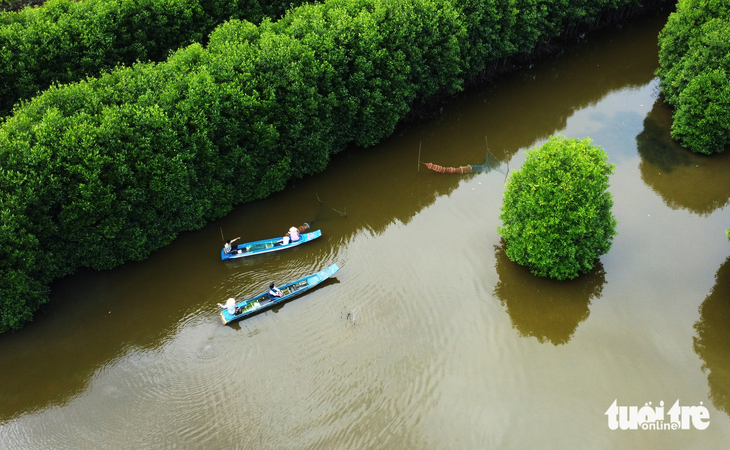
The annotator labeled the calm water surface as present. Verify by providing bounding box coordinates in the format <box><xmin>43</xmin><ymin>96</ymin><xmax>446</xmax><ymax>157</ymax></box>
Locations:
<box><xmin>2</xmin><ymin>11</ymin><xmax>730</xmax><ymax>449</ymax></box>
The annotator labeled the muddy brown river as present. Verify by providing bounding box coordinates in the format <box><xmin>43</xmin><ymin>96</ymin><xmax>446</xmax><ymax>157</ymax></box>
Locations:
<box><xmin>2</xmin><ymin>10</ymin><xmax>730</xmax><ymax>449</ymax></box>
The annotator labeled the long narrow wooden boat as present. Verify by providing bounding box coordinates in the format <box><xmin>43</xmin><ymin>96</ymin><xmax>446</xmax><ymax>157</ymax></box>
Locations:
<box><xmin>219</xmin><ymin>263</ymin><xmax>339</xmax><ymax>324</ymax></box>
<box><xmin>221</xmin><ymin>229</ymin><xmax>322</xmax><ymax>260</ymax></box>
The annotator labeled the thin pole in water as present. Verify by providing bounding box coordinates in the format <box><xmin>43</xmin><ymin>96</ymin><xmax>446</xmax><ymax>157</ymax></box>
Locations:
<box><xmin>485</xmin><ymin>136</ymin><xmax>491</xmax><ymax>165</ymax></box>
<box><xmin>418</xmin><ymin>142</ymin><xmax>422</xmax><ymax>172</ymax></box>
<box><xmin>317</xmin><ymin>193</ymin><xmax>347</xmax><ymax>217</ymax></box>
<box><xmin>220</xmin><ymin>227</ymin><xmax>225</xmax><ymax>243</ymax></box>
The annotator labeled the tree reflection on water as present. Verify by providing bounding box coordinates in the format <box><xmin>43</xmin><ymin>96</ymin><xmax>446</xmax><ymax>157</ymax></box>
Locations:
<box><xmin>636</xmin><ymin>98</ymin><xmax>730</xmax><ymax>216</ymax></box>
<box><xmin>694</xmin><ymin>256</ymin><xmax>730</xmax><ymax>416</ymax></box>
<box><xmin>493</xmin><ymin>244</ymin><xmax>606</xmax><ymax>345</ymax></box>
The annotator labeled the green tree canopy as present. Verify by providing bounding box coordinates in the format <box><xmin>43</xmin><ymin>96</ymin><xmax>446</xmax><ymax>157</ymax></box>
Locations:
<box><xmin>498</xmin><ymin>135</ymin><xmax>617</xmax><ymax>280</ymax></box>
<box><xmin>656</xmin><ymin>0</ymin><xmax>730</xmax><ymax>154</ymax></box>
<box><xmin>0</xmin><ymin>0</ymin><xmax>655</xmax><ymax>332</ymax></box>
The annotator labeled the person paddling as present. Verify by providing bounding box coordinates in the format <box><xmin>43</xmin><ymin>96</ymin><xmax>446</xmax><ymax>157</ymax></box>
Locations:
<box><xmin>224</xmin><ymin>237</ymin><xmax>241</xmax><ymax>254</ymax></box>
<box><xmin>217</xmin><ymin>298</ymin><xmax>237</xmax><ymax>315</ymax></box>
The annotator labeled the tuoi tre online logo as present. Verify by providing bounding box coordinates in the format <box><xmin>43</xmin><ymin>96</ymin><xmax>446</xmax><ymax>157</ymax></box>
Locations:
<box><xmin>605</xmin><ymin>400</ymin><xmax>710</xmax><ymax>430</ymax></box>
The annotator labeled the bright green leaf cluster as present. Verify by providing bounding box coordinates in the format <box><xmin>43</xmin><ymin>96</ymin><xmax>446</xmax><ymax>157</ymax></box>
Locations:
<box><xmin>0</xmin><ymin>0</ymin><xmax>657</xmax><ymax>332</ymax></box>
<box><xmin>0</xmin><ymin>0</ymin><xmax>467</xmax><ymax>333</ymax></box>
<box><xmin>498</xmin><ymin>136</ymin><xmax>617</xmax><ymax>280</ymax></box>
<box><xmin>656</xmin><ymin>0</ymin><xmax>730</xmax><ymax>154</ymax></box>
<box><xmin>0</xmin><ymin>0</ymin><xmax>310</xmax><ymax>116</ymax></box>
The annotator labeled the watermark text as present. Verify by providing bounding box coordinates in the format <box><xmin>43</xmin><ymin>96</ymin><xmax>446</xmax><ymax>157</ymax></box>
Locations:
<box><xmin>605</xmin><ymin>400</ymin><xmax>709</xmax><ymax>430</ymax></box>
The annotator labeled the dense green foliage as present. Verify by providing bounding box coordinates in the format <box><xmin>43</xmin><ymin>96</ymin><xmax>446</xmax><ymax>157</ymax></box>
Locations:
<box><xmin>0</xmin><ymin>0</ymin><xmax>466</xmax><ymax>332</ymax></box>
<box><xmin>0</xmin><ymin>0</ymin><xmax>652</xmax><ymax>117</ymax></box>
<box><xmin>0</xmin><ymin>0</ymin><xmax>309</xmax><ymax>116</ymax></box>
<box><xmin>1</xmin><ymin>0</ymin><xmax>652</xmax><ymax>332</ymax></box>
<box><xmin>453</xmin><ymin>0</ymin><xmax>646</xmax><ymax>79</ymax></box>
<box><xmin>656</xmin><ymin>0</ymin><xmax>730</xmax><ymax>154</ymax></box>
<box><xmin>498</xmin><ymin>136</ymin><xmax>617</xmax><ymax>280</ymax></box>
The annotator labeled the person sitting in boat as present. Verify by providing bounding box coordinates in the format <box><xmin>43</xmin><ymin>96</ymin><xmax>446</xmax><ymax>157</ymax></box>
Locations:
<box><xmin>217</xmin><ymin>298</ymin><xmax>237</xmax><ymax>315</ymax></box>
<box><xmin>278</xmin><ymin>235</ymin><xmax>290</xmax><ymax>246</ymax></box>
<box><xmin>224</xmin><ymin>237</ymin><xmax>241</xmax><ymax>254</ymax></box>
<box><xmin>268</xmin><ymin>283</ymin><xmax>283</xmax><ymax>300</ymax></box>
<box><xmin>287</xmin><ymin>227</ymin><xmax>300</xmax><ymax>242</ymax></box>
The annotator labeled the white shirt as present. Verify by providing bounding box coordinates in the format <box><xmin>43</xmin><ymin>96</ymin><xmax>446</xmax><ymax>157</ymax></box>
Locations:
<box><xmin>225</xmin><ymin>298</ymin><xmax>236</xmax><ymax>314</ymax></box>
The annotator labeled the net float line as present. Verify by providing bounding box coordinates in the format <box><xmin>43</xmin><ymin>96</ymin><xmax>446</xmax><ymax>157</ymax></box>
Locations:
<box><xmin>423</xmin><ymin>162</ymin><xmax>473</xmax><ymax>174</ymax></box>
<box><xmin>422</xmin><ymin>152</ymin><xmax>504</xmax><ymax>175</ymax></box>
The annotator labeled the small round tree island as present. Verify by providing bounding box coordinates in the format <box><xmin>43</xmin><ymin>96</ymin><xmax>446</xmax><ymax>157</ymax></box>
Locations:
<box><xmin>498</xmin><ymin>135</ymin><xmax>618</xmax><ymax>280</ymax></box>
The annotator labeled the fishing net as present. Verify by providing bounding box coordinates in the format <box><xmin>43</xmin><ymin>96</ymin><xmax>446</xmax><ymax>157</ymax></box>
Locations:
<box><xmin>422</xmin><ymin>153</ymin><xmax>507</xmax><ymax>176</ymax></box>
<box><xmin>424</xmin><ymin>163</ymin><xmax>473</xmax><ymax>174</ymax></box>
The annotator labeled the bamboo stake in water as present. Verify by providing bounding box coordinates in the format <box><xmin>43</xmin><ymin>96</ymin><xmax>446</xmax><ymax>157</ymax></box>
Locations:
<box><xmin>418</xmin><ymin>142</ymin><xmax>421</xmax><ymax>173</ymax></box>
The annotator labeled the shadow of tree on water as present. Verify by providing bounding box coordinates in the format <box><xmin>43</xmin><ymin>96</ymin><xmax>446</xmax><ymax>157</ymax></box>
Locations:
<box><xmin>493</xmin><ymin>244</ymin><xmax>606</xmax><ymax>345</ymax></box>
<box><xmin>0</xmin><ymin>13</ymin><xmax>665</xmax><ymax>422</ymax></box>
<box><xmin>694</xmin><ymin>256</ymin><xmax>730</xmax><ymax>416</ymax></box>
<box><xmin>637</xmin><ymin>98</ymin><xmax>730</xmax><ymax>216</ymax></box>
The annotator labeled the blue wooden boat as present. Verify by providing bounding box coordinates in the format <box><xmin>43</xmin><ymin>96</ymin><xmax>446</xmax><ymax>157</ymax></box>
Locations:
<box><xmin>219</xmin><ymin>263</ymin><xmax>339</xmax><ymax>324</ymax></box>
<box><xmin>221</xmin><ymin>229</ymin><xmax>322</xmax><ymax>260</ymax></box>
